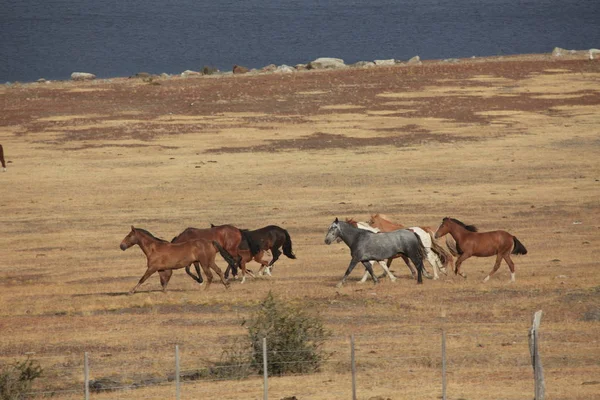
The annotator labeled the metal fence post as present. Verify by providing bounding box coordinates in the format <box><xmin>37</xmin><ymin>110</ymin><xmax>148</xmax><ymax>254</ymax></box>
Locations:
<box><xmin>529</xmin><ymin>310</ymin><xmax>545</xmax><ymax>400</ymax></box>
<box><xmin>84</xmin><ymin>352</ymin><xmax>89</xmax><ymax>400</ymax></box>
<box><xmin>351</xmin><ymin>334</ymin><xmax>357</xmax><ymax>400</ymax></box>
<box><xmin>263</xmin><ymin>337</ymin><xmax>268</xmax><ymax>400</ymax></box>
<box><xmin>175</xmin><ymin>345</ymin><xmax>181</xmax><ymax>400</ymax></box>
<box><xmin>442</xmin><ymin>330</ymin><xmax>447</xmax><ymax>400</ymax></box>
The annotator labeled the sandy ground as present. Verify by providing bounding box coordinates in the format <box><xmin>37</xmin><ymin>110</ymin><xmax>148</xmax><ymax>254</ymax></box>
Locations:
<box><xmin>0</xmin><ymin>52</ymin><xmax>599</xmax><ymax>400</ymax></box>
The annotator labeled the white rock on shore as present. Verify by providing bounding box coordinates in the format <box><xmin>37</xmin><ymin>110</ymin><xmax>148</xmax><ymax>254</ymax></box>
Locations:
<box><xmin>71</xmin><ymin>72</ymin><xmax>96</xmax><ymax>81</ymax></box>
<box><xmin>307</xmin><ymin>57</ymin><xmax>346</xmax><ymax>70</ymax></box>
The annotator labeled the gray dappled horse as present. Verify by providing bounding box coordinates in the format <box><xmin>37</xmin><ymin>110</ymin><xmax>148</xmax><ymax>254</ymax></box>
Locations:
<box><xmin>324</xmin><ymin>218</ymin><xmax>427</xmax><ymax>287</ymax></box>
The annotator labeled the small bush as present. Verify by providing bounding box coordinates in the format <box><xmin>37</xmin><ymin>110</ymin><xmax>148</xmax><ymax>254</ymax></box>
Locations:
<box><xmin>0</xmin><ymin>358</ymin><xmax>43</xmax><ymax>400</ymax></box>
<box><xmin>247</xmin><ymin>291</ymin><xmax>330</xmax><ymax>375</ymax></box>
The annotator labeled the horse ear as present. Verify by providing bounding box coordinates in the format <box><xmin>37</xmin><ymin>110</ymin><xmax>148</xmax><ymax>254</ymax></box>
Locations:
<box><xmin>334</xmin><ymin>217</ymin><xmax>339</xmax><ymax>223</ymax></box>
<box><xmin>131</xmin><ymin>225</ymin><xmax>135</xmax><ymax>231</ymax></box>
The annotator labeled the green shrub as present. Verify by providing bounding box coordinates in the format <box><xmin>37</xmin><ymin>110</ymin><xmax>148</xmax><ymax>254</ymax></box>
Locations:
<box><xmin>0</xmin><ymin>358</ymin><xmax>43</xmax><ymax>400</ymax></box>
<box><xmin>247</xmin><ymin>291</ymin><xmax>330</xmax><ymax>375</ymax></box>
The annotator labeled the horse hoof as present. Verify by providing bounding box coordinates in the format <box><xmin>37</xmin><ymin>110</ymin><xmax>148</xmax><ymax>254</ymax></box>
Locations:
<box><xmin>335</xmin><ymin>282</ymin><xmax>344</xmax><ymax>288</ymax></box>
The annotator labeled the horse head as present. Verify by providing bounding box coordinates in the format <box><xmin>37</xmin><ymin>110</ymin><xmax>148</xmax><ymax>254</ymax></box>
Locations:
<box><xmin>120</xmin><ymin>226</ymin><xmax>139</xmax><ymax>250</ymax></box>
<box><xmin>434</xmin><ymin>218</ymin><xmax>452</xmax><ymax>239</ymax></box>
<box><xmin>324</xmin><ymin>218</ymin><xmax>342</xmax><ymax>245</ymax></box>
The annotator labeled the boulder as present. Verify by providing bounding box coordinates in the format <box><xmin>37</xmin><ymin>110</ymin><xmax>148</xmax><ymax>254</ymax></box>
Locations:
<box><xmin>274</xmin><ymin>65</ymin><xmax>295</xmax><ymax>74</ymax></box>
<box><xmin>552</xmin><ymin>47</ymin><xmax>566</xmax><ymax>56</ymax></box>
<box><xmin>407</xmin><ymin>55</ymin><xmax>421</xmax><ymax>65</ymax></box>
<box><xmin>233</xmin><ymin>65</ymin><xmax>249</xmax><ymax>74</ymax></box>
<box><xmin>71</xmin><ymin>72</ymin><xmax>96</xmax><ymax>81</ymax></box>
<box><xmin>374</xmin><ymin>59</ymin><xmax>396</xmax><ymax>66</ymax></box>
<box><xmin>589</xmin><ymin>48</ymin><xmax>600</xmax><ymax>60</ymax></box>
<box><xmin>307</xmin><ymin>57</ymin><xmax>346</xmax><ymax>70</ymax></box>
<box><xmin>261</xmin><ymin>64</ymin><xmax>277</xmax><ymax>73</ymax></box>
<box><xmin>181</xmin><ymin>70</ymin><xmax>201</xmax><ymax>78</ymax></box>
<box><xmin>351</xmin><ymin>61</ymin><xmax>376</xmax><ymax>68</ymax></box>
<box><xmin>295</xmin><ymin>64</ymin><xmax>308</xmax><ymax>71</ymax></box>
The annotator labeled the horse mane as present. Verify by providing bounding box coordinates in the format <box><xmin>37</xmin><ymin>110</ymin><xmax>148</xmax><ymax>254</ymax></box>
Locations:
<box><xmin>345</xmin><ymin>218</ymin><xmax>358</xmax><ymax>226</ymax></box>
<box><xmin>449</xmin><ymin>218</ymin><xmax>478</xmax><ymax>232</ymax></box>
<box><xmin>136</xmin><ymin>228</ymin><xmax>168</xmax><ymax>242</ymax></box>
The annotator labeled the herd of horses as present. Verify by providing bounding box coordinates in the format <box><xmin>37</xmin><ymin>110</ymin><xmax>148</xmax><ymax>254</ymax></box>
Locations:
<box><xmin>120</xmin><ymin>214</ymin><xmax>527</xmax><ymax>294</ymax></box>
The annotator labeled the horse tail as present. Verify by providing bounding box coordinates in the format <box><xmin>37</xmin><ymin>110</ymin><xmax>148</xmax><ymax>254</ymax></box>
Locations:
<box><xmin>429</xmin><ymin>234</ymin><xmax>453</xmax><ymax>269</ymax></box>
<box><xmin>241</xmin><ymin>229</ymin><xmax>261</xmax><ymax>256</ymax></box>
<box><xmin>412</xmin><ymin>232</ymin><xmax>427</xmax><ymax>263</ymax></box>
<box><xmin>282</xmin><ymin>229</ymin><xmax>296</xmax><ymax>259</ymax></box>
<box><xmin>512</xmin><ymin>236</ymin><xmax>528</xmax><ymax>255</ymax></box>
<box><xmin>212</xmin><ymin>241</ymin><xmax>237</xmax><ymax>267</ymax></box>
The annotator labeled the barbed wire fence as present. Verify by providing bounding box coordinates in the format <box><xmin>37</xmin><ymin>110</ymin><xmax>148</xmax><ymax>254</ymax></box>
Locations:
<box><xmin>5</xmin><ymin>310</ymin><xmax>592</xmax><ymax>399</ymax></box>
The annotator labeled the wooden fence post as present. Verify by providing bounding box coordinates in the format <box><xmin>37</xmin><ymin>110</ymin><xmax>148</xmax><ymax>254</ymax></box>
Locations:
<box><xmin>442</xmin><ymin>330</ymin><xmax>447</xmax><ymax>400</ymax></box>
<box><xmin>84</xmin><ymin>352</ymin><xmax>89</xmax><ymax>400</ymax></box>
<box><xmin>175</xmin><ymin>345</ymin><xmax>180</xmax><ymax>400</ymax></box>
<box><xmin>351</xmin><ymin>334</ymin><xmax>357</xmax><ymax>400</ymax></box>
<box><xmin>528</xmin><ymin>310</ymin><xmax>545</xmax><ymax>400</ymax></box>
<box><xmin>263</xmin><ymin>337</ymin><xmax>268</xmax><ymax>400</ymax></box>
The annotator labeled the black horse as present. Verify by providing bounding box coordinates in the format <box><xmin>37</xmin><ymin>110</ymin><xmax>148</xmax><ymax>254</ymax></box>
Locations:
<box><xmin>215</xmin><ymin>224</ymin><xmax>296</xmax><ymax>278</ymax></box>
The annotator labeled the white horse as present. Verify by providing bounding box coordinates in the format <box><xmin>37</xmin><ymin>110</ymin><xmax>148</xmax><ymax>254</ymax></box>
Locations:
<box><xmin>351</xmin><ymin>221</ymin><xmax>447</xmax><ymax>281</ymax></box>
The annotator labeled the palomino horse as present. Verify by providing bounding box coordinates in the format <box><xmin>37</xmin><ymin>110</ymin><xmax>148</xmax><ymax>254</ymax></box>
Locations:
<box><xmin>158</xmin><ymin>224</ymin><xmax>261</xmax><ymax>286</ymax></box>
<box><xmin>324</xmin><ymin>218</ymin><xmax>427</xmax><ymax>287</ymax></box>
<box><xmin>0</xmin><ymin>144</ymin><xmax>6</xmax><ymax>171</ymax></box>
<box><xmin>119</xmin><ymin>226</ymin><xmax>230</xmax><ymax>293</ymax></box>
<box><xmin>434</xmin><ymin>217</ymin><xmax>528</xmax><ymax>282</ymax></box>
<box><xmin>368</xmin><ymin>214</ymin><xmax>453</xmax><ymax>280</ymax></box>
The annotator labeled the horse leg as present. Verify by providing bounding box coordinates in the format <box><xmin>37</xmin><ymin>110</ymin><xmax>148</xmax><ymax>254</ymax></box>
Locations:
<box><xmin>425</xmin><ymin>248</ymin><xmax>441</xmax><ymax>280</ymax></box>
<box><xmin>159</xmin><ymin>270</ymin><xmax>172</xmax><ymax>292</ymax></box>
<box><xmin>454</xmin><ymin>253</ymin><xmax>470</xmax><ymax>278</ymax></box>
<box><xmin>336</xmin><ymin>259</ymin><xmax>360</xmax><ymax>288</ymax></box>
<box><xmin>359</xmin><ymin>261</ymin><xmax>377</xmax><ymax>283</ymax></box>
<box><xmin>483</xmin><ymin>254</ymin><xmax>503</xmax><ymax>282</ymax></box>
<box><xmin>269</xmin><ymin>247</ymin><xmax>281</xmax><ymax>267</ymax></box>
<box><xmin>199</xmin><ymin>263</ymin><xmax>214</xmax><ymax>290</ymax></box>
<box><xmin>400</xmin><ymin>255</ymin><xmax>418</xmax><ymax>279</ymax></box>
<box><xmin>194</xmin><ymin>262</ymin><xmax>203</xmax><ymax>284</ymax></box>
<box><xmin>361</xmin><ymin>261</ymin><xmax>379</xmax><ymax>285</ymax></box>
<box><xmin>185</xmin><ymin>263</ymin><xmax>203</xmax><ymax>285</ymax></box>
<box><xmin>130</xmin><ymin>267</ymin><xmax>156</xmax><ymax>294</ymax></box>
<box><xmin>378</xmin><ymin>259</ymin><xmax>397</xmax><ymax>282</ymax></box>
<box><xmin>503</xmin><ymin>253</ymin><xmax>516</xmax><ymax>282</ymax></box>
<box><xmin>209</xmin><ymin>262</ymin><xmax>230</xmax><ymax>289</ymax></box>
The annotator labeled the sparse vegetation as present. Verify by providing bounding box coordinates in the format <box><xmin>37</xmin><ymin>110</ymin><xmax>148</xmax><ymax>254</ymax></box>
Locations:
<box><xmin>247</xmin><ymin>291</ymin><xmax>330</xmax><ymax>375</ymax></box>
<box><xmin>0</xmin><ymin>358</ymin><xmax>43</xmax><ymax>400</ymax></box>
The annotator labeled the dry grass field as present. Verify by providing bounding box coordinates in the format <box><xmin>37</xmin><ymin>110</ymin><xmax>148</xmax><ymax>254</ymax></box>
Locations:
<box><xmin>1</xmin><ymin>53</ymin><xmax>599</xmax><ymax>400</ymax></box>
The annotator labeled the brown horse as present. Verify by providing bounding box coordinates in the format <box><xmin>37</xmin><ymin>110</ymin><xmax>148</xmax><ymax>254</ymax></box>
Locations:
<box><xmin>119</xmin><ymin>226</ymin><xmax>230</xmax><ymax>293</ymax></box>
<box><xmin>368</xmin><ymin>214</ymin><xmax>453</xmax><ymax>279</ymax></box>
<box><xmin>0</xmin><ymin>144</ymin><xmax>6</xmax><ymax>171</ymax></box>
<box><xmin>159</xmin><ymin>224</ymin><xmax>260</xmax><ymax>286</ymax></box>
<box><xmin>434</xmin><ymin>217</ymin><xmax>528</xmax><ymax>282</ymax></box>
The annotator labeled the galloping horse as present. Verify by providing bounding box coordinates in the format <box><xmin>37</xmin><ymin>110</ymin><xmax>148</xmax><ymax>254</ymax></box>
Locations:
<box><xmin>119</xmin><ymin>226</ymin><xmax>230</xmax><ymax>293</ymax></box>
<box><xmin>368</xmin><ymin>214</ymin><xmax>452</xmax><ymax>280</ymax></box>
<box><xmin>237</xmin><ymin>225</ymin><xmax>296</xmax><ymax>276</ymax></box>
<box><xmin>434</xmin><ymin>217</ymin><xmax>528</xmax><ymax>282</ymax></box>
<box><xmin>345</xmin><ymin>218</ymin><xmax>404</xmax><ymax>282</ymax></box>
<box><xmin>0</xmin><ymin>144</ymin><xmax>6</xmax><ymax>171</ymax></box>
<box><xmin>325</xmin><ymin>218</ymin><xmax>427</xmax><ymax>287</ymax></box>
<box><xmin>159</xmin><ymin>224</ymin><xmax>261</xmax><ymax>286</ymax></box>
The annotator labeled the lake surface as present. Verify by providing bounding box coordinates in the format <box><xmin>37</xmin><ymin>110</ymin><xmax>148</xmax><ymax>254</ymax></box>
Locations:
<box><xmin>1</xmin><ymin>0</ymin><xmax>598</xmax><ymax>82</ymax></box>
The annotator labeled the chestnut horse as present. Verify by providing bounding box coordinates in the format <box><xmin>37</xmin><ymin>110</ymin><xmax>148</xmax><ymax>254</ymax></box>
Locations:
<box><xmin>159</xmin><ymin>224</ymin><xmax>261</xmax><ymax>285</ymax></box>
<box><xmin>434</xmin><ymin>217</ymin><xmax>527</xmax><ymax>282</ymax></box>
<box><xmin>368</xmin><ymin>214</ymin><xmax>453</xmax><ymax>279</ymax></box>
<box><xmin>0</xmin><ymin>144</ymin><xmax>6</xmax><ymax>171</ymax></box>
<box><xmin>119</xmin><ymin>226</ymin><xmax>230</xmax><ymax>293</ymax></box>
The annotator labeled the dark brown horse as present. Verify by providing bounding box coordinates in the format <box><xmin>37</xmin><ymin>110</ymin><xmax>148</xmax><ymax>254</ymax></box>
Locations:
<box><xmin>119</xmin><ymin>226</ymin><xmax>230</xmax><ymax>293</ymax></box>
<box><xmin>235</xmin><ymin>225</ymin><xmax>296</xmax><ymax>277</ymax></box>
<box><xmin>159</xmin><ymin>224</ymin><xmax>260</xmax><ymax>286</ymax></box>
<box><xmin>434</xmin><ymin>218</ymin><xmax>527</xmax><ymax>282</ymax></box>
<box><xmin>0</xmin><ymin>144</ymin><xmax>6</xmax><ymax>171</ymax></box>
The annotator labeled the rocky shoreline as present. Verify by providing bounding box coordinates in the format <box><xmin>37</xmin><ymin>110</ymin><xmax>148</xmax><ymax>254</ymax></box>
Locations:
<box><xmin>6</xmin><ymin>47</ymin><xmax>599</xmax><ymax>87</ymax></box>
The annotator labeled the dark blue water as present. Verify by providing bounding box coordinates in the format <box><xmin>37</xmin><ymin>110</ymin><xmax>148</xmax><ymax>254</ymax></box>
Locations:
<box><xmin>1</xmin><ymin>0</ymin><xmax>598</xmax><ymax>82</ymax></box>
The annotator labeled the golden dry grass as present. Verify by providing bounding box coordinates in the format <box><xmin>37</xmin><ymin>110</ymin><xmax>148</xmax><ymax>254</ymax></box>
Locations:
<box><xmin>1</xmin><ymin>54</ymin><xmax>599</xmax><ymax>399</ymax></box>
